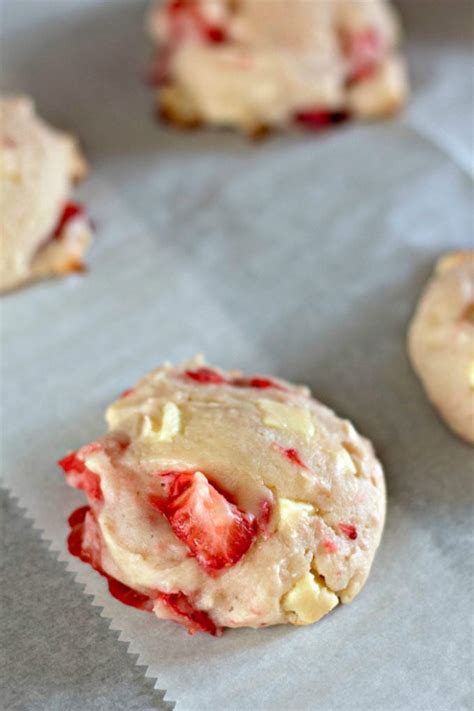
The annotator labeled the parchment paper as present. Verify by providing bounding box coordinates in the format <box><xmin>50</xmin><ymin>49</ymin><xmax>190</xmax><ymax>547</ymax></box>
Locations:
<box><xmin>1</xmin><ymin>1</ymin><xmax>473</xmax><ymax>709</ymax></box>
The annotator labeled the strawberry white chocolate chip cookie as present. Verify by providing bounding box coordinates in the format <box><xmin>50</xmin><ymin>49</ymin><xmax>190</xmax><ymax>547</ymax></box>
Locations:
<box><xmin>0</xmin><ymin>96</ymin><xmax>92</xmax><ymax>293</ymax></box>
<box><xmin>147</xmin><ymin>0</ymin><xmax>408</xmax><ymax>136</ymax></box>
<box><xmin>59</xmin><ymin>357</ymin><xmax>386</xmax><ymax>635</ymax></box>
<box><xmin>408</xmin><ymin>252</ymin><xmax>474</xmax><ymax>444</ymax></box>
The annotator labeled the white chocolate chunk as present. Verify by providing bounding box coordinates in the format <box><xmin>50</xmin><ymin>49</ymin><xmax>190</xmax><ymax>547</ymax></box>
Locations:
<box><xmin>258</xmin><ymin>399</ymin><xmax>315</xmax><ymax>440</ymax></box>
<box><xmin>141</xmin><ymin>402</ymin><xmax>181</xmax><ymax>441</ymax></box>
<box><xmin>156</xmin><ymin>401</ymin><xmax>181</xmax><ymax>441</ymax></box>
<box><xmin>278</xmin><ymin>498</ymin><xmax>315</xmax><ymax>529</ymax></box>
<box><xmin>334</xmin><ymin>448</ymin><xmax>357</xmax><ymax>476</ymax></box>
<box><xmin>282</xmin><ymin>573</ymin><xmax>338</xmax><ymax>625</ymax></box>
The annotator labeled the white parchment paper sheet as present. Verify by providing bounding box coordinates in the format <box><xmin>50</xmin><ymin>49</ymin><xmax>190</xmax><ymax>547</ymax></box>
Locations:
<box><xmin>1</xmin><ymin>1</ymin><xmax>473</xmax><ymax>709</ymax></box>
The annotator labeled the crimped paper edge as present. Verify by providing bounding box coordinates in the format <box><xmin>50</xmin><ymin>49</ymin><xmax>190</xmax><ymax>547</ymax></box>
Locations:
<box><xmin>0</xmin><ymin>481</ymin><xmax>176</xmax><ymax>709</ymax></box>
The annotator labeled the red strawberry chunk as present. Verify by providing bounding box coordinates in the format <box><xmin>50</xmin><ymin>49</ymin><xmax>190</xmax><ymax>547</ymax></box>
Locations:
<box><xmin>258</xmin><ymin>498</ymin><xmax>273</xmax><ymax>528</ymax></box>
<box><xmin>58</xmin><ymin>451</ymin><xmax>103</xmax><ymax>503</ymax></box>
<box><xmin>257</xmin><ymin>497</ymin><xmax>274</xmax><ymax>539</ymax></box>
<box><xmin>339</xmin><ymin>523</ymin><xmax>358</xmax><ymax>540</ymax></box>
<box><xmin>67</xmin><ymin>506</ymin><xmax>154</xmax><ymax>612</ymax></box>
<box><xmin>67</xmin><ymin>506</ymin><xmax>103</xmax><ymax>569</ymax></box>
<box><xmin>167</xmin><ymin>0</ymin><xmax>227</xmax><ymax>45</ymax></box>
<box><xmin>108</xmin><ymin>578</ymin><xmax>155</xmax><ymax>611</ymax></box>
<box><xmin>67</xmin><ymin>505</ymin><xmax>219</xmax><ymax>630</ymax></box>
<box><xmin>205</xmin><ymin>25</ymin><xmax>226</xmax><ymax>43</ymax></box>
<box><xmin>53</xmin><ymin>201</ymin><xmax>85</xmax><ymax>239</ymax></box>
<box><xmin>294</xmin><ymin>109</ymin><xmax>349</xmax><ymax>130</ymax></box>
<box><xmin>322</xmin><ymin>538</ymin><xmax>338</xmax><ymax>554</ymax></box>
<box><xmin>273</xmin><ymin>444</ymin><xmax>308</xmax><ymax>469</ymax></box>
<box><xmin>185</xmin><ymin>367</ymin><xmax>227</xmax><ymax>384</ymax></box>
<box><xmin>248</xmin><ymin>377</ymin><xmax>279</xmax><ymax>389</ymax></box>
<box><xmin>67</xmin><ymin>505</ymin><xmax>90</xmax><ymax>529</ymax></box>
<box><xmin>149</xmin><ymin>471</ymin><xmax>257</xmax><ymax>573</ymax></box>
<box><xmin>157</xmin><ymin>591</ymin><xmax>221</xmax><ymax>635</ymax></box>
<box><xmin>232</xmin><ymin>376</ymin><xmax>285</xmax><ymax>390</ymax></box>
<box><xmin>120</xmin><ymin>388</ymin><xmax>134</xmax><ymax>398</ymax></box>
<box><xmin>343</xmin><ymin>28</ymin><xmax>383</xmax><ymax>83</ymax></box>
<box><xmin>284</xmin><ymin>448</ymin><xmax>307</xmax><ymax>468</ymax></box>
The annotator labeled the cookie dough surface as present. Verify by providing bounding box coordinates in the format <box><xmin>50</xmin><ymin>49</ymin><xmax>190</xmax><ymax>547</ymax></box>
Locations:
<box><xmin>408</xmin><ymin>252</ymin><xmax>474</xmax><ymax>444</ymax></box>
<box><xmin>148</xmin><ymin>0</ymin><xmax>408</xmax><ymax>135</ymax></box>
<box><xmin>60</xmin><ymin>358</ymin><xmax>386</xmax><ymax>635</ymax></box>
<box><xmin>0</xmin><ymin>96</ymin><xmax>92</xmax><ymax>293</ymax></box>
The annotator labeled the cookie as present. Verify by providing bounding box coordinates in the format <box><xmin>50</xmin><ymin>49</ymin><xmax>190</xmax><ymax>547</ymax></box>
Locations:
<box><xmin>408</xmin><ymin>252</ymin><xmax>474</xmax><ymax>444</ymax></box>
<box><xmin>59</xmin><ymin>357</ymin><xmax>386</xmax><ymax>635</ymax></box>
<box><xmin>147</xmin><ymin>0</ymin><xmax>408</xmax><ymax>136</ymax></box>
<box><xmin>0</xmin><ymin>96</ymin><xmax>92</xmax><ymax>293</ymax></box>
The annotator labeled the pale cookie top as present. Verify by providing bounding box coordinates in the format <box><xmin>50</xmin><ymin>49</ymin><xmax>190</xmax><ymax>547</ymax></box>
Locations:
<box><xmin>61</xmin><ymin>357</ymin><xmax>386</xmax><ymax>634</ymax></box>
<box><xmin>148</xmin><ymin>0</ymin><xmax>407</xmax><ymax>131</ymax></box>
<box><xmin>408</xmin><ymin>252</ymin><xmax>474</xmax><ymax>444</ymax></box>
<box><xmin>0</xmin><ymin>96</ymin><xmax>90</xmax><ymax>293</ymax></box>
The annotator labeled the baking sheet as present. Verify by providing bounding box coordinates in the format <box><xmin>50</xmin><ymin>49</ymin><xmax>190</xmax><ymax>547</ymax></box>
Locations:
<box><xmin>1</xmin><ymin>1</ymin><xmax>473</xmax><ymax>709</ymax></box>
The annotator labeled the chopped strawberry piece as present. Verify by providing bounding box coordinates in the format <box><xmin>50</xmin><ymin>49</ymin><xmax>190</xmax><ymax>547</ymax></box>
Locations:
<box><xmin>258</xmin><ymin>498</ymin><xmax>273</xmax><ymax>527</ymax></box>
<box><xmin>67</xmin><ymin>505</ymin><xmax>90</xmax><ymax>528</ymax></box>
<box><xmin>294</xmin><ymin>109</ymin><xmax>349</xmax><ymax>130</ymax></box>
<box><xmin>149</xmin><ymin>471</ymin><xmax>257</xmax><ymax>573</ymax></box>
<box><xmin>257</xmin><ymin>497</ymin><xmax>274</xmax><ymax>539</ymax></box>
<box><xmin>157</xmin><ymin>591</ymin><xmax>221</xmax><ymax>635</ymax></box>
<box><xmin>273</xmin><ymin>444</ymin><xmax>308</xmax><ymax>469</ymax></box>
<box><xmin>343</xmin><ymin>28</ymin><xmax>383</xmax><ymax>83</ymax></box>
<box><xmin>67</xmin><ymin>509</ymin><xmax>88</xmax><ymax>558</ymax></box>
<box><xmin>108</xmin><ymin>578</ymin><xmax>154</xmax><ymax>611</ymax></box>
<box><xmin>67</xmin><ymin>506</ymin><xmax>154</xmax><ymax>611</ymax></box>
<box><xmin>232</xmin><ymin>376</ymin><xmax>285</xmax><ymax>390</ymax></box>
<box><xmin>167</xmin><ymin>0</ymin><xmax>227</xmax><ymax>45</ymax></box>
<box><xmin>248</xmin><ymin>377</ymin><xmax>278</xmax><ymax>389</ymax></box>
<box><xmin>284</xmin><ymin>448</ymin><xmax>307</xmax><ymax>468</ymax></box>
<box><xmin>322</xmin><ymin>538</ymin><xmax>338</xmax><ymax>554</ymax></box>
<box><xmin>205</xmin><ymin>25</ymin><xmax>226</xmax><ymax>43</ymax></box>
<box><xmin>120</xmin><ymin>388</ymin><xmax>134</xmax><ymax>398</ymax></box>
<box><xmin>67</xmin><ymin>506</ymin><xmax>102</xmax><ymax>567</ymax></box>
<box><xmin>168</xmin><ymin>0</ymin><xmax>190</xmax><ymax>12</ymax></box>
<box><xmin>66</xmin><ymin>506</ymin><xmax>218</xmax><ymax>630</ymax></box>
<box><xmin>339</xmin><ymin>523</ymin><xmax>358</xmax><ymax>540</ymax></box>
<box><xmin>58</xmin><ymin>452</ymin><xmax>103</xmax><ymax>503</ymax></box>
<box><xmin>53</xmin><ymin>201</ymin><xmax>85</xmax><ymax>239</ymax></box>
<box><xmin>185</xmin><ymin>369</ymin><xmax>286</xmax><ymax>390</ymax></box>
<box><xmin>185</xmin><ymin>367</ymin><xmax>227</xmax><ymax>384</ymax></box>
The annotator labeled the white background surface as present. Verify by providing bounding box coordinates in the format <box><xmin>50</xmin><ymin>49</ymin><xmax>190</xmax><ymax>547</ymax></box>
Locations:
<box><xmin>1</xmin><ymin>1</ymin><xmax>473</xmax><ymax>709</ymax></box>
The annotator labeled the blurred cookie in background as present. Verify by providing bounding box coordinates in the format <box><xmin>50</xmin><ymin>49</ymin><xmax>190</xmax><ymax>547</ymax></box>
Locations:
<box><xmin>147</xmin><ymin>0</ymin><xmax>409</xmax><ymax>137</ymax></box>
<box><xmin>408</xmin><ymin>252</ymin><xmax>474</xmax><ymax>444</ymax></box>
<box><xmin>0</xmin><ymin>96</ymin><xmax>92</xmax><ymax>294</ymax></box>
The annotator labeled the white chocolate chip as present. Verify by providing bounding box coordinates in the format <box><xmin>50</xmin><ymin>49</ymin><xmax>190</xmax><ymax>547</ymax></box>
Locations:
<box><xmin>157</xmin><ymin>402</ymin><xmax>181</xmax><ymax>441</ymax></box>
<box><xmin>258</xmin><ymin>399</ymin><xmax>315</xmax><ymax>440</ymax></box>
<box><xmin>278</xmin><ymin>498</ymin><xmax>315</xmax><ymax>529</ymax></box>
<box><xmin>334</xmin><ymin>448</ymin><xmax>357</xmax><ymax>476</ymax></box>
<box><xmin>282</xmin><ymin>572</ymin><xmax>338</xmax><ymax>625</ymax></box>
<box><xmin>141</xmin><ymin>402</ymin><xmax>181</xmax><ymax>442</ymax></box>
